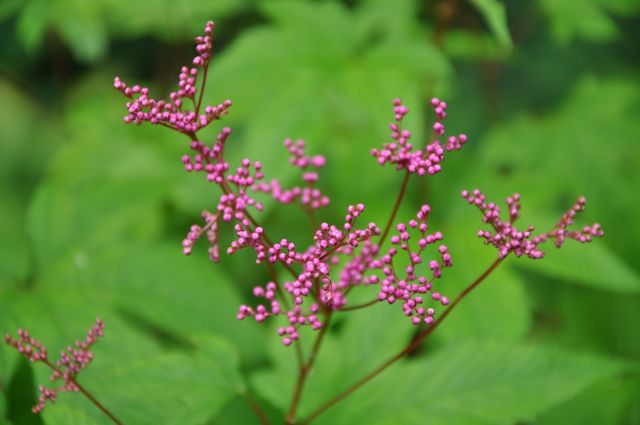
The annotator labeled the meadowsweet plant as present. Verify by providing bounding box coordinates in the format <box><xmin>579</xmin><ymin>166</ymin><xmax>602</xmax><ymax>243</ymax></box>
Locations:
<box><xmin>6</xmin><ymin>21</ymin><xmax>604</xmax><ymax>425</ymax></box>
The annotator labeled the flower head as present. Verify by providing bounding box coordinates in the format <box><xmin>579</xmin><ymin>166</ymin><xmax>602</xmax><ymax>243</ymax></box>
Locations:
<box><xmin>371</xmin><ymin>98</ymin><xmax>468</xmax><ymax>175</ymax></box>
<box><xmin>5</xmin><ymin>318</ymin><xmax>105</xmax><ymax>413</ymax></box>
<box><xmin>462</xmin><ymin>189</ymin><xmax>604</xmax><ymax>259</ymax></box>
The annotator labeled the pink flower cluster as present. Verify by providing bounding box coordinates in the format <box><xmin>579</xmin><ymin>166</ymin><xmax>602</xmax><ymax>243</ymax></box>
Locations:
<box><xmin>115</xmin><ymin>21</ymin><xmax>604</xmax><ymax>350</ymax></box>
<box><xmin>236</xmin><ymin>205</ymin><xmax>381</xmax><ymax>344</ymax></box>
<box><xmin>372</xmin><ymin>205</ymin><xmax>452</xmax><ymax>325</ymax></box>
<box><xmin>462</xmin><ymin>189</ymin><xmax>604</xmax><ymax>259</ymax></box>
<box><xmin>114</xmin><ymin>21</ymin><xmax>231</xmax><ymax>133</ymax></box>
<box><xmin>371</xmin><ymin>98</ymin><xmax>468</xmax><ymax>175</ymax></box>
<box><xmin>4</xmin><ymin>318</ymin><xmax>105</xmax><ymax>413</ymax></box>
<box><xmin>253</xmin><ymin>139</ymin><xmax>330</xmax><ymax>212</ymax></box>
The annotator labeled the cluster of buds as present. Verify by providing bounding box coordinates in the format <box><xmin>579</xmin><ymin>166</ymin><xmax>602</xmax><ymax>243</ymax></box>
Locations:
<box><xmin>5</xmin><ymin>319</ymin><xmax>105</xmax><ymax>413</ymax></box>
<box><xmin>370</xmin><ymin>205</ymin><xmax>452</xmax><ymax>325</ymax></box>
<box><xmin>253</xmin><ymin>139</ymin><xmax>330</xmax><ymax>212</ymax></box>
<box><xmin>462</xmin><ymin>189</ymin><xmax>604</xmax><ymax>259</ymax></box>
<box><xmin>113</xmin><ymin>21</ymin><xmax>229</xmax><ymax>132</ymax></box>
<box><xmin>114</xmin><ymin>21</ymin><xmax>604</xmax><ymax>351</ymax></box>
<box><xmin>371</xmin><ymin>98</ymin><xmax>468</xmax><ymax>176</ymax></box>
<box><xmin>236</xmin><ymin>204</ymin><xmax>381</xmax><ymax>345</ymax></box>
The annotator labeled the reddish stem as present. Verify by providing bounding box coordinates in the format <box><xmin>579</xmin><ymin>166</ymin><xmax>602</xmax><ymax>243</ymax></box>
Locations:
<box><xmin>301</xmin><ymin>257</ymin><xmax>505</xmax><ymax>424</ymax></box>
<box><xmin>42</xmin><ymin>360</ymin><xmax>123</xmax><ymax>425</ymax></box>
<box><xmin>339</xmin><ymin>298</ymin><xmax>378</xmax><ymax>312</ymax></box>
<box><xmin>379</xmin><ymin>171</ymin><xmax>410</xmax><ymax>247</ymax></box>
<box><xmin>286</xmin><ymin>312</ymin><xmax>334</xmax><ymax>424</ymax></box>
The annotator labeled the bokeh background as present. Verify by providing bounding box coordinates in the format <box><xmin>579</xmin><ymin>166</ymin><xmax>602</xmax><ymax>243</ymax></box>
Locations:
<box><xmin>1</xmin><ymin>0</ymin><xmax>639</xmax><ymax>424</ymax></box>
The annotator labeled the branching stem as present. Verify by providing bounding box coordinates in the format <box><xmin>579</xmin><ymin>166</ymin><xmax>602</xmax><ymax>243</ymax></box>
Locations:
<box><xmin>301</xmin><ymin>257</ymin><xmax>505</xmax><ymax>424</ymax></box>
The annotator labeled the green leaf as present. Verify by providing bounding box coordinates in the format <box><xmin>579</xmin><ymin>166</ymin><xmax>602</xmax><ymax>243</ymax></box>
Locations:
<box><xmin>516</xmin><ymin>238</ymin><xmax>640</xmax><ymax>293</ymax></box>
<box><xmin>15</xmin><ymin>0</ymin><xmax>51</xmax><ymax>54</ymax></box>
<box><xmin>539</xmin><ymin>0</ymin><xmax>630</xmax><ymax>44</ymax></box>
<box><xmin>468</xmin><ymin>0</ymin><xmax>513</xmax><ymax>53</ymax></box>
<box><xmin>42</xmin><ymin>405</ymin><xmax>102</xmax><ymax>425</ymax></box>
<box><xmin>38</xmin><ymin>335</ymin><xmax>244</xmax><ymax>425</ymax></box>
<box><xmin>313</xmin><ymin>343</ymin><xmax>627</xmax><ymax>425</ymax></box>
<box><xmin>534</xmin><ymin>374</ymin><xmax>640</xmax><ymax>425</ymax></box>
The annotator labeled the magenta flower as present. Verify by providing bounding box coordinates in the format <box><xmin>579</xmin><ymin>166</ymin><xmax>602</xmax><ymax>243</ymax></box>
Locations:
<box><xmin>462</xmin><ymin>189</ymin><xmax>604</xmax><ymax>259</ymax></box>
<box><xmin>5</xmin><ymin>319</ymin><xmax>105</xmax><ymax>413</ymax></box>
<box><xmin>371</xmin><ymin>97</ymin><xmax>468</xmax><ymax>176</ymax></box>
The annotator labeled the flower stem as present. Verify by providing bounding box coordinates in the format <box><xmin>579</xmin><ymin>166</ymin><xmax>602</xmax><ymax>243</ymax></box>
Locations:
<box><xmin>301</xmin><ymin>257</ymin><xmax>505</xmax><ymax>424</ymax></box>
<box><xmin>379</xmin><ymin>171</ymin><xmax>410</xmax><ymax>247</ymax></box>
<box><xmin>286</xmin><ymin>311</ymin><xmax>334</xmax><ymax>424</ymax></box>
<box><xmin>44</xmin><ymin>360</ymin><xmax>123</xmax><ymax>425</ymax></box>
<box><xmin>75</xmin><ymin>381</ymin><xmax>124</xmax><ymax>425</ymax></box>
<box><xmin>339</xmin><ymin>298</ymin><xmax>378</xmax><ymax>312</ymax></box>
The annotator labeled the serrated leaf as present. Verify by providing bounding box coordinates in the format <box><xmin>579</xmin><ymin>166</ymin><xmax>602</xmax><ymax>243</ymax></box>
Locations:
<box><xmin>312</xmin><ymin>343</ymin><xmax>626</xmax><ymax>425</ymax></box>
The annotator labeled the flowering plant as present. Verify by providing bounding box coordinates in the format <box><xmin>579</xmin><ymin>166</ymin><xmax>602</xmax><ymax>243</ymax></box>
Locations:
<box><xmin>5</xmin><ymin>21</ymin><xmax>604</xmax><ymax>425</ymax></box>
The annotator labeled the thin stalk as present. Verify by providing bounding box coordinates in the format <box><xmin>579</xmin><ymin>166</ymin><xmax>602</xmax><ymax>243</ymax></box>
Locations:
<box><xmin>286</xmin><ymin>312</ymin><xmax>334</xmax><ymax>424</ymax></box>
<box><xmin>378</xmin><ymin>171</ymin><xmax>410</xmax><ymax>247</ymax></box>
<box><xmin>338</xmin><ymin>298</ymin><xmax>378</xmax><ymax>312</ymax></box>
<box><xmin>302</xmin><ymin>257</ymin><xmax>505</xmax><ymax>424</ymax></box>
<box><xmin>43</xmin><ymin>360</ymin><xmax>123</xmax><ymax>425</ymax></box>
<box><xmin>195</xmin><ymin>65</ymin><xmax>209</xmax><ymax>116</ymax></box>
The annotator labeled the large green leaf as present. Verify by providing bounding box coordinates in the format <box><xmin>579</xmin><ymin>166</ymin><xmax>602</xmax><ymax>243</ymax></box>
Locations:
<box><xmin>37</xmin><ymin>335</ymin><xmax>244</xmax><ymax>425</ymax></box>
<box><xmin>312</xmin><ymin>343</ymin><xmax>626</xmax><ymax>425</ymax></box>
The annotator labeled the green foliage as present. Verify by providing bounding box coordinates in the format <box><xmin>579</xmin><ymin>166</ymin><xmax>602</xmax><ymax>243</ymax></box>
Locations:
<box><xmin>468</xmin><ymin>0</ymin><xmax>513</xmax><ymax>53</ymax></box>
<box><xmin>210</xmin><ymin>0</ymin><xmax>450</xmax><ymax>211</ymax></box>
<box><xmin>539</xmin><ymin>0</ymin><xmax>640</xmax><ymax>44</ymax></box>
<box><xmin>314</xmin><ymin>342</ymin><xmax>627</xmax><ymax>425</ymax></box>
<box><xmin>4</xmin><ymin>0</ymin><xmax>252</xmax><ymax>62</ymax></box>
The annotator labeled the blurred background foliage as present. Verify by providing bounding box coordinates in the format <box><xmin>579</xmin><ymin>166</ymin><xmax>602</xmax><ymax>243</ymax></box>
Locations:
<box><xmin>0</xmin><ymin>0</ymin><xmax>639</xmax><ymax>424</ymax></box>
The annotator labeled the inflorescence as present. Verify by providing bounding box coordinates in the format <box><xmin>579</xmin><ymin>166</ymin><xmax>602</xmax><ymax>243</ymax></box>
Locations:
<box><xmin>5</xmin><ymin>319</ymin><xmax>105</xmax><ymax>413</ymax></box>
<box><xmin>111</xmin><ymin>20</ymin><xmax>602</xmax><ymax>348</ymax></box>
<box><xmin>462</xmin><ymin>189</ymin><xmax>604</xmax><ymax>259</ymax></box>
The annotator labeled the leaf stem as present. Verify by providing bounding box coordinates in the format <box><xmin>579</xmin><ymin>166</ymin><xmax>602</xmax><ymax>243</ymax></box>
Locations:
<box><xmin>301</xmin><ymin>256</ymin><xmax>505</xmax><ymax>424</ymax></box>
